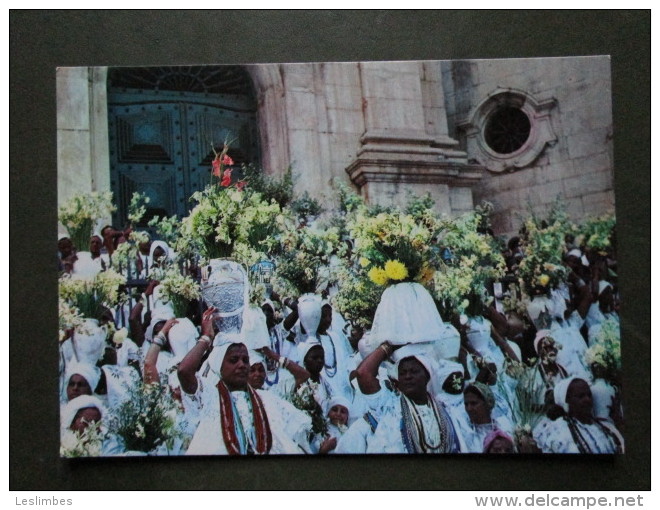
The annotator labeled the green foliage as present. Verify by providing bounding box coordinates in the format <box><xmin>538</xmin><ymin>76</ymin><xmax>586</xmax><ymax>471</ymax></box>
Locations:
<box><xmin>242</xmin><ymin>164</ymin><xmax>295</xmax><ymax>209</ymax></box>
<box><xmin>405</xmin><ymin>192</ymin><xmax>435</xmax><ymax>219</ymax></box>
<box><xmin>291</xmin><ymin>191</ymin><xmax>324</xmax><ymax>219</ymax></box>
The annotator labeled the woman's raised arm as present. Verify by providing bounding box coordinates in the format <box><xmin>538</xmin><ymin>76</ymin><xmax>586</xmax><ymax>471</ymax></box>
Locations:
<box><xmin>177</xmin><ymin>307</ymin><xmax>216</xmax><ymax>395</ymax></box>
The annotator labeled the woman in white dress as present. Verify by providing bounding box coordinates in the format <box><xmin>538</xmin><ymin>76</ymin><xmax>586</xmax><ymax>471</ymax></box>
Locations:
<box><xmin>318</xmin><ymin>396</ymin><xmax>352</xmax><ymax>454</ymax></box>
<box><xmin>355</xmin><ymin>342</ymin><xmax>462</xmax><ymax>454</ymax></box>
<box><xmin>178</xmin><ymin>308</ymin><xmax>311</xmax><ymax>455</ymax></box>
<box><xmin>455</xmin><ymin>381</ymin><xmax>514</xmax><ymax>453</ymax></box>
<box><xmin>534</xmin><ymin>377</ymin><xmax>624</xmax><ymax>454</ymax></box>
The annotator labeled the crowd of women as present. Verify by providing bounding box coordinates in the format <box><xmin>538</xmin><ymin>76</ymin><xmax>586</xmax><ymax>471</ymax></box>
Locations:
<box><xmin>58</xmin><ymin>214</ymin><xmax>624</xmax><ymax>457</ymax></box>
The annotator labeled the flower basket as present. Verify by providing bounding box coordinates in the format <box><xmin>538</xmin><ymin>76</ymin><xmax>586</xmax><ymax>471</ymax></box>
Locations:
<box><xmin>297</xmin><ymin>293</ymin><xmax>323</xmax><ymax>338</ymax></box>
<box><xmin>200</xmin><ymin>259</ymin><xmax>248</xmax><ymax>333</ymax></box>
<box><xmin>369</xmin><ymin>282</ymin><xmax>445</xmax><ymax>347</ymax></box>
<box><xmin>72</xmin><ymin>318</ymin><xmax>107</xmax><ymax>365</ymax></box>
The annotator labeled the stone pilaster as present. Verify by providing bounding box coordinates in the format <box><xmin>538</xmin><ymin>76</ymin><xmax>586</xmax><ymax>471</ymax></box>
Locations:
<box><xmin>346</xmin><ymin>61</ymin><xmax>482</xmax><ymax>216</ymax></box>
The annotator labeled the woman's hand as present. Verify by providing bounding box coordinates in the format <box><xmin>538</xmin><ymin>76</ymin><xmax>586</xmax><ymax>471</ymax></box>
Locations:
<box><xmin>318</xmin><ymin>436</ymin><xmax>337</xmax><ymax>454</ymax></box>
<box><xmin>160</xmin><ymin>318</ymin><xmax>179</xmax><ymax>337</ymax></box>
<box><xmin>257</xmin><ymin>346</ymin><xmax>277</xmax><ymax>360</ymax></box>
<box><xmin>517</xmin><ymin>434</ymin><xmax>542</xmax><ymax>454</ymax></box>
<box><xmin>200</xmin><ymin>307</ymin><xmax>216</xmax><ymax>338</ymax></box>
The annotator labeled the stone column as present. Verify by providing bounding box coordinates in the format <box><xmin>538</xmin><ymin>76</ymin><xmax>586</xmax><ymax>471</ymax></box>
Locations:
<box><xmin>57</xmin><ymin>67</ymin><xmax>110</xmax><ymax>201</ymax></box>
<box><xmin>57</xmin><ymin>66</ymin><xmax>111</xmax><ymax>231</ymax></box>
<box><xmin>346</xmin><ymin>61</ymin><xmax>482</xmax><ymax>216</ymax></box>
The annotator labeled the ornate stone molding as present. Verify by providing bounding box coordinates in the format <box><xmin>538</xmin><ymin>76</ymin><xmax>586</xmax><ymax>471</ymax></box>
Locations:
<box><xmin>458</xmin><ymin>87</ymin><xmax>557</xmax><ymax>173</ymax></box>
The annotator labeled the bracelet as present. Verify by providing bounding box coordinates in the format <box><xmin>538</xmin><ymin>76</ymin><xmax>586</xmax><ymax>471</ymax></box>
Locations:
<box><xmin>152</xmin><ymin>333</ymin><xmax>166</xmax><ymax>348</ymax></box>
<box><xmin>379</xmin><ymin>343</ymin><xmax>392</xmax><ymax>357</ymax></box>
<box><xmin>198</xmin><ymin>335</ymin><xmax>212</xmax><ymax>347</ymax></box>
<box><xmin>279</xmin><ymin>356</ymin><xmax>288</xmax><ymax>369</ymax></box>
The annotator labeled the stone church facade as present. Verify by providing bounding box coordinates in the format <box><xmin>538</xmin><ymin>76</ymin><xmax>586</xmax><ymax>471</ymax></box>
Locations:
<box><xmin>57</xmin><ymin>57</ymin><xmax>614</xmax><ymax>238</ymax></box>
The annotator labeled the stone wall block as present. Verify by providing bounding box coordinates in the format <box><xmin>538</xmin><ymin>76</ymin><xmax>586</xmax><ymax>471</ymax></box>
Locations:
<box><xmin>58</xmin><ymin>130</ymin><xmax>92</xmax><ymax>202</ymax></box>
<box><xmin>281</xmin><ymin>65</ymin><xmax>315</xmax><ymax>91</ymax></box>
<box><xmin>285</xmin><ymin>91</ymin><xmax>320</xmax><ymax>131</ymax></box>
<box><xmin>327</xmin><ymin>132</ymin><xmax>361</xmax><ymax>162</ymax></box>
<box><xmin>566</xmin><ymin>128</ymin><xmax>611</xmax><ymax>160</ymax></box>
<box><xmin>57</xmin><ymin>67</ymin><xmax>90</xmax><ymax>131</ymax></box>
<box><xmin>562</xmin><ymin>171</ymin><xmax>613</xmax><ymax>199</ymax></box>
<box><xmin>321</xmin><ymin>63</ymin><xmax>361</xmax><ymax>87</ymax></box>
<box><xmin>526</xmin><ymin>180</ymin><xmax>565</xmax><ymax>207</ymax></box>
<box><xmin>323</xmin><ymin>84</ymin><xmax>363</xmax><ymax>111</ymax></box>
<box><xmin>325</xmin><ymin>107</ymin><xmax>365</xmax><ymax>135</ymax></box>
<box><xmin>449</xmin><ymin>186</ymin><xmax>474</xmax><ymax>213</ymax></box>
<box><xmin>564</xmin><ymin>197</ymin><xmax>586</xmax><ymax>220</ymax></box>
<box><xmin>287</xmin><ymin>129</ymin><xmax>322</xmax><ymax>194</ymax></box>
<box><xmin>367</xmin><ymin>98</ymin><xmax>424</xmax><ymax>132</ymax></box>
<box><xmin>569</xmin><ymin>152</ymin><xmax>612</xmax><ymax>177</ymax></box>
<box><xmin>582</xmin><ymin>191</ymin><xmax>616</xmax><ymax>214</ymax></box>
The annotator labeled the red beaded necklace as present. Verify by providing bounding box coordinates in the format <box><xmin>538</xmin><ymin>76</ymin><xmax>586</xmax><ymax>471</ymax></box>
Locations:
<box><xmin>217</xmin><ymin>380</ymin><xmax>273</xmax><ymax>455</ymax></box>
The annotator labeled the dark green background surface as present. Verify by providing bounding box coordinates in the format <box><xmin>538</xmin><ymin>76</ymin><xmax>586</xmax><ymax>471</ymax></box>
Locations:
<box><xmin>10</xmin><ymin>10</ymin><xmax>650</xmax><ymax>490</ymax></box>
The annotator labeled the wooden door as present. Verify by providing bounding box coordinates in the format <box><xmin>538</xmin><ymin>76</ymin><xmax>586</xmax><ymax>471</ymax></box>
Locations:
<box><xmin>107</xmin><ymin>67</ymin><xmax>259</xmax><ymax>228</ymax></box>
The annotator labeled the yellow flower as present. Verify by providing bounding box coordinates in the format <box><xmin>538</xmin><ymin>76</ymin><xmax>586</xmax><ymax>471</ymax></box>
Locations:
<box><xmin>537</xmin><ymin>274</ymin><xmax>550</xmax><ymax>287</ymax></box>
<box><xmin>359</xmin><ymin>257</ymin><xmax>370</xmax><ymax>268</ymax></box>
<box><xmin>384</xmin><ymin>260</ymin><xmax>408</xmax><ymax>281</ymax></box>
<box><xmin>368</xmin><ymin>267</ymin><xmax>389</xmax><ymax>286</ymax></box>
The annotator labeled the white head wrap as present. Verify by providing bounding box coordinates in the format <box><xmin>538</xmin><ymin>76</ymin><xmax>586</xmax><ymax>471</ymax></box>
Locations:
<box><xmin>598</xmin><ymin>280</ymin><xmax>613</xmax><ymax>296</ymax></box>
<box><xmin>395</xmin><ymin>353</ymin><xmax>439</xmax><ymax>396</ymax></box>
<box><xmin>533</xmin><ymin>329</ymin><xmax>553</xmax><ymax>355</ymax></box>
<box><xmin>149</xmin><ymin>240</ymin><xmax>170</xmax><ymax>262</ymax></box>
<box><xmin>249</xmin><ymin>349</ymin><xmax>267</xmax><ymax>370</ymax></box>
<box><xmin>326</xmin><ymin>395</ymin><xmax>352</xmax><ymax>417</ymax></box>
<box><xmin>65</xmin><ymin>361</ymin><xmax>102</xmax><ymax>396</ymax></box>
<box><xmin>61</xmin><ymin>395</ymin><xmax>106</xmax><ymax>431</ymax></box>
<box><xmin>435</xmin><ymin>359</ymin><xmax>465</xmax><ymax>392</ymax></box>
<box><xmin>211</xmin><ymin>338</ymin><xmax>247</xmax><ymax>381</ymax></box>
<box><xmin>297</xmin><ymin>339</ymin><xmax>323</xmax><ymax>365</ymax></box>
<box><xmin>145</xmin><ymin>307</ymin><xmax>176</xmax><ymax>343</ymax></box>
<box><xmin>567</xmin><ymin>248</ymin><xmax>582</xmax><ymax>259</ymax></box>
<box><xmin>553</xmin><ymin>376</ymin><xmax>583</xmax><ymax>413</ymax></box>
<box><xmin>357</xmin><ymin>330</ymin><xmax>374</xmax><ymax>360</ymax></box>
<box><xmin>58</xmin><ymin>233</ymin><xmax>70</xmax><ymax>242</ymax></box>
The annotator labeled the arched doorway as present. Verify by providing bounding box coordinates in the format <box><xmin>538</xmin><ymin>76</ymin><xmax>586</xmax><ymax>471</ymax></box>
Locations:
<box><xmin>107</xmin><ymin>65</ymin><xmax>260</xmax><ymax>228</ymax></box>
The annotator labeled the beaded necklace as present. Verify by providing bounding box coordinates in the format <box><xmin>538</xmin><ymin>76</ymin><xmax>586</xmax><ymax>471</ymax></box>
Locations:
<box><xmin>566</xmin><ymin>416</ymin><xmax>622</xmax><ymax>454</ymax></box>
<box><xmin>319</xmin><ymin>333</ymin><xmax>338</xmax><ymax>377</ymax></box>
<box><xmin>538</xmin><ymin>362</ymin><xmax>568</xmax><ymax>388</ymax></box>
<box><xmin>264</xmin><ymin>328</ymin><xmax>280</xmax><ymax>387</ymax></box>
<box><xmin>400</xmin><ymin>393</ymin><xmax>451</xmax><ymax>453</ymax></box>
<box><xmin>217</xmin><ymin>381</ymin><xmax>272</xmax><ymax>455</ymax></box>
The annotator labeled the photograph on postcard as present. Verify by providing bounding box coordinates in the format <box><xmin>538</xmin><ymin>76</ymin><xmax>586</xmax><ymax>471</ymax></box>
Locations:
<box><xmin>57</xmin><ymin>57</ymin><xmax>622</xmax><ymax>457</ymax></box>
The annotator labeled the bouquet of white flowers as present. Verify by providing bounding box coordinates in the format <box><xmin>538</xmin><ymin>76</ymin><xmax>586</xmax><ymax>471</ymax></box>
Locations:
<box><xmin>58</xmin><ymin>191</ymin><xmax>115</xmax><ymax>252</ymax></box>
<box><xmin>108</xmin><ymin>381</ymin><xmax>182</xmax><ymax>453</ymax></box>
<box><xmin>59</xmin><ymin>268</ymin><xmax>127</xmax><ymax>320</ymax></box>
<box><xmin>157</xmin><ymin>267</ymin><xmax>201</xmax><ymax>317</ymax></box>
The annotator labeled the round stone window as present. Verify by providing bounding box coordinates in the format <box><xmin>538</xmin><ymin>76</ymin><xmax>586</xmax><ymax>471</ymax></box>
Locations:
<box><xmin>484</xmin><ymin>106</ymin><xmax>531</xmax><ymax>154</ymax></box>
